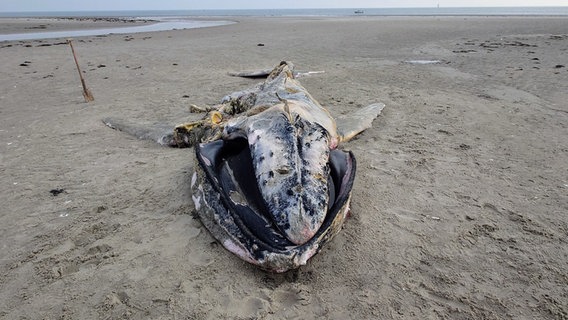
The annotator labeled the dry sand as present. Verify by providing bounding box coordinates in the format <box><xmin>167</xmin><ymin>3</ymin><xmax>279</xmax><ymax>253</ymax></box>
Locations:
<box><xmin>0</xmin><ymin>16</ymin><xmax>567</xmax><ymax>319</ymax></box>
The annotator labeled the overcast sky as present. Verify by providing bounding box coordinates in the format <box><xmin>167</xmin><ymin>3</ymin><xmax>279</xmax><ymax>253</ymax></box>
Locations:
<box><xmin>1</xmin><ymin>0</ymin><xmax>566</xmax><ymax>12</ymax></box>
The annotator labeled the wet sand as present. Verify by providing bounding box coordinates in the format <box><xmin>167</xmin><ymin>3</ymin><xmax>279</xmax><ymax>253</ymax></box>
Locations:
<box><xmin>0</xmin><ymin>17</ymin><xmax>154</xmax><ymax>35</ymax></box>
<box><xmin>1</xmin><ymin>16</ymin><xmax>567</xmax><ymax>319</ymax></box>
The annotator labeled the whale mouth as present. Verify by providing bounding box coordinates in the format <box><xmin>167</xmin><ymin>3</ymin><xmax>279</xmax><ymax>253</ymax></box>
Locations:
<box><xmin>193</xmin><ymin>136</ymin><xmax>356</xmax><ymax>266</ymax></box>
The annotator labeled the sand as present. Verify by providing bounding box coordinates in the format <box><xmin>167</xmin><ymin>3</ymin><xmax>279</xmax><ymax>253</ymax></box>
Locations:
<box><xmin>0</xmin><ymin>16</ymin><xmax>567</xmax><ymax>319</ymax></box>
<box><xmin>0</xmin><ymin>17</ymin><xmax>156</xmax><ymax>35</ymax></box>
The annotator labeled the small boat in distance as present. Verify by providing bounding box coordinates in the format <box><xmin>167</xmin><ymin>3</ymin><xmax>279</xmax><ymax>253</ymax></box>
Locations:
<box><xmin>354</xmin><ymin>10</ymin><xmax>364</xmax><ymax>14</ymax></box>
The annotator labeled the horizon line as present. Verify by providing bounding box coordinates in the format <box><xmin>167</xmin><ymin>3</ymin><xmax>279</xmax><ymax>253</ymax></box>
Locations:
<box><xmin>2</xmin><ymin>5</ymin><xmax>568</xmax><ymax>13</ymax></box>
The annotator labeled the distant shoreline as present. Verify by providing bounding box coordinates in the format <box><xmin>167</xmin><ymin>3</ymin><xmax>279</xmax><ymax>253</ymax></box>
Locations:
<box><xmin>1</xmin><ymin>12</ymin><xmax>566</xmax><ymax>42</ymax></box>
<box><xmin>1</xmin><ymin>6</ymin><xmax>568</xmax><ymax>18</ymax></box>
<box><xmin>0</xmin><ymin>17</ymin><xmax>235</xmax><ymax>41</ymax></box>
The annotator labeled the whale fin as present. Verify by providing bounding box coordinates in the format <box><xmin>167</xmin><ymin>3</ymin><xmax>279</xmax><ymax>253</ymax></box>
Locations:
<box><xmin>336</xmin><ymin>103</ymin><xmax>385</xmax><ymax>142</ymax></box>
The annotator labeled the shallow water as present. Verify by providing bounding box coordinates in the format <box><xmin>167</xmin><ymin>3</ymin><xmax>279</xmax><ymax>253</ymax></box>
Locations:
<box><xmin>404</xmin><ymin>60</ymin><xmax>443</xmax><ymax>65</ymax></box>
<box><xmin>0</xmin><ymin>19</ymin><xmax>234</xmax><ymax>41</ymax></box>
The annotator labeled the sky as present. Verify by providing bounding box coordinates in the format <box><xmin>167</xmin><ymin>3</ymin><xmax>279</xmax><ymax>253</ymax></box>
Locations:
<box><xmin>1</xmin><ymin>0</ymin><xmax>566</xmax><ymax>12</ymax></box>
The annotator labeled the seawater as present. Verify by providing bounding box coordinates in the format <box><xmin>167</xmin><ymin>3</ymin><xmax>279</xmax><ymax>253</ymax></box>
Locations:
<box><xmin>2</xmin><ymin>7</ymin><xmax>568</xmax><ymax>18</ymax></box>
<box><xmin>0</xmin><ymin>19</ymin><xmax>234</xmax><ymax>41</ymax></box>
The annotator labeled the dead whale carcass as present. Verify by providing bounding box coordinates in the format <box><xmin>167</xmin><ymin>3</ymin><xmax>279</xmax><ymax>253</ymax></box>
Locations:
<box><xmin>104</xmin><ymin>61</ymin><xmax>385</xmax><ymax>272</ymax></box>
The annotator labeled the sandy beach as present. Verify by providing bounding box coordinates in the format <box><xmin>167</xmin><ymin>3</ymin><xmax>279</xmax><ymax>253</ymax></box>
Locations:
<box><xmin>0</xmin><ymin>17</ymin><xmax>154</xmax><ymax>35</ymax></box>
<box><xmin>1</xmin><ymin>16</ymin><xmax>567</xmax><ymax>319</ymax></box>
